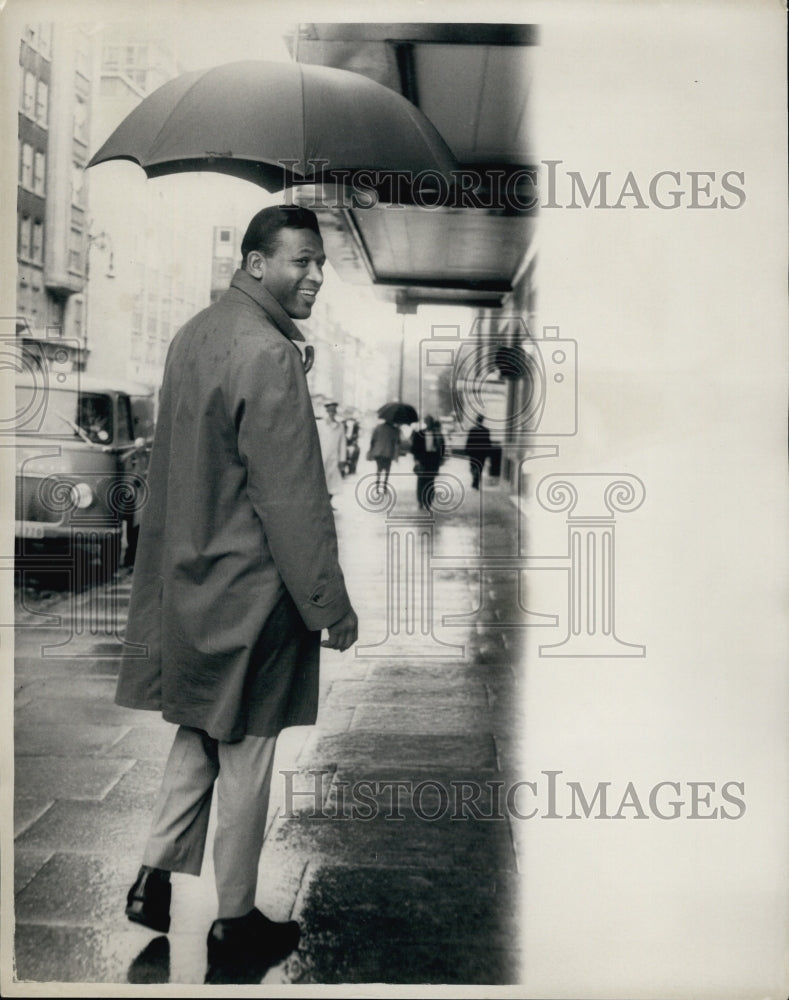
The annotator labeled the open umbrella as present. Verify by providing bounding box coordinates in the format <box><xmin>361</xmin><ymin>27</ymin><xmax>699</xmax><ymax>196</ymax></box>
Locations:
<box><xmin>377</xmin><ymin>402</ymin><xmax>419</xmax><ymax>425</ymax></box>
<box><xmin>87</xmin><ymin>60</ymin><xmax>458</xmax><ymax>193</ymax></box>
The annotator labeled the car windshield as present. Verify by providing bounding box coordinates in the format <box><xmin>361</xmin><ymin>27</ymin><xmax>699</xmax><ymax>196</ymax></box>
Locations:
<box><xmin>16</xmin><ymin>386</ymin><xmax>114</xmax><ymax>444</ymax></box>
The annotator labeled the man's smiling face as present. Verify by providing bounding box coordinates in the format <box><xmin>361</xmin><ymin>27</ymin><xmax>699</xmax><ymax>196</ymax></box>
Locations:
<box><xmin>253</xmin><ymin>227</ymin><xmax>326</xmax><ymax>319</ymax></box>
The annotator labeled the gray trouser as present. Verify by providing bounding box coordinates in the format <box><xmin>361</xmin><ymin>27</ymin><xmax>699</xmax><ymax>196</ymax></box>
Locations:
<box><xmin>142</xmin><ymin>725</ymin><xmax>277</xmax><ymax>918</ymax></box>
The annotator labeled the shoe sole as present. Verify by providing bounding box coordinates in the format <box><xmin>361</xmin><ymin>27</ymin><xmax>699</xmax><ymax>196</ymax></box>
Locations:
<box><xmin>126</xmin><ymin>901</ymin><xmax>171</xmax><ymax>934</ymax></box>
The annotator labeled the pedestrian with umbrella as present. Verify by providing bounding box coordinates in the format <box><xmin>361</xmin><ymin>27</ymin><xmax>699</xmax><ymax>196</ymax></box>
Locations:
<box><xmin>116</xmin><ymin>205</ymin><xmax>358</xmax><ymax>975</ymax></box>
<box><xmin>367</xmin><ymin>403</ymin><xmax>418</xmax><ymax>495</ymax></box>
<box><xmin>86</xmin><ymin>57</ymin><xmax>455</xmax><ymax>976</ymax></box>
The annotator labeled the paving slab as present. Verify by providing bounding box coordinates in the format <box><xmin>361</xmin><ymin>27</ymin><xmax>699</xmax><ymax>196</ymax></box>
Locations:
<box><xmin>323</xmin><ymin>678</ymin><xmax>489</xmax><ymax>708</ymax></box>
<box><xmin>13</xmin><ymin>849</ymin><xmax>53</xmax><ymax>895</ymax></box>
<box><xmin>296</xmin><ymin>731</ymin><xmax>499</xmax><ymax>770</ymax></box>
<box><xmin>15</xmin><ymin>756</ymin><xmax>134</xmax><ymax>806</ymax></box>
<box><xmin>13</xmin><ymin>655</ymin><xmax>124</xmax><ymax>680</ymax></box>
<box><xmin>262</xmin><ymin>864</ymin><xmax>523</xmax><ymax>985</ymax></box>
<box><xmin>102</xmin><ymin>723</ymin><xmax>177</xmax><ymax>760</ymax></box>
<box><xmin>13</xmin><ymin>799</ymin><xmax>55</xmax><ymax>839</ymax></box>
<box><xmin>350</xmin><ymin>702</ymin><xmax>493</xmax><ymax>734</ymax></box>
<box><xmin>14</xmin><ymin>694</ymin><xmax>148</xmax><ymax>728</ymax></box>
<box><xmin>14</xmin><ymin>722</ymin><xmax>127</xmax><ymax>758</ymax></box>
<box><xmin>13</xmin><ymin>924</ymin><xmax>129</xmax><ymax>984</ymax></box>
<box><xmin>294</xmin><ymin>862</ymin><xmax>518</xmax><ymax>940</ymax></box>
<box><xmin>12</xmin><ymin>924</ymin><xmax>209</xmax><ymax>986</ymax></box>
<box><xmin>14</xmin><ymin>852</ymin><xmax>131</xmax><ymax>929</ymax></box>
<box><xmin>365</xmin><ymin>660</ymin><xmax>490</xmax><ymax>681</ymax></box>
<box><xmin>14</xmin><ymin>800</ymin><xmax>148</xmax><ymax>858</ymax></box>
<box><xmin>14</xmin><ymin>674</ymin><xmax>120</xmax><ymax>701</ymax></box>
<box><xmin>312</xmin><ymin>706</ymin><xmax>356</xmax><ymax>734</ymax></box>
<box><xmin>98</xmin><ymin>758</ymin><xmax>167</xmax><ymax>809</ymax></box>
<box><xmin>264</xmin><ymin>808</ymin><xmax>517</xmax><ymax>872</ymax></box>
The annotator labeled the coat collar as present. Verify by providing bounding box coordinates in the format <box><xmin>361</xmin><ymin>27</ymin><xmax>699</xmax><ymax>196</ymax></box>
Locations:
<box><xmin>229</xmin><ymin>268</ymin><xmax>306</xmax><ymax>344</ymax></box>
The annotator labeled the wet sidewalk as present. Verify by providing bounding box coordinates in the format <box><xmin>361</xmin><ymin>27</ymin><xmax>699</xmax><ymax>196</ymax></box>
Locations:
<box><xmin>9</xmin><ymin>457</ymin><xmax>527</xmax><ymax>989</ymax></box>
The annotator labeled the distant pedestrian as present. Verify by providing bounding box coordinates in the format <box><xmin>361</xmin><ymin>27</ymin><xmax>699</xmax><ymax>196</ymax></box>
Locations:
<box><xmin>341</xmin><ymin>413</ymin><xmax>361</xmax><ymax>475</ymax></box>
<box><xmin>367</xmin><ymin>418</ymin><xmax>401</xmax><ymax>494</ymax></box>
<box><xmin>317</xmin><ymin>399</ymin><xmax>345</xmax><ymax>506</ymax></box>
<box><xmin>411</xmin><ymin>415</ymin><xmax>445</xmax><ymax>510</ymax></box>
<box><xmin>465</xmin><ymin>414</ymin><xmax>494</xmax><ymax>490</ymax></box>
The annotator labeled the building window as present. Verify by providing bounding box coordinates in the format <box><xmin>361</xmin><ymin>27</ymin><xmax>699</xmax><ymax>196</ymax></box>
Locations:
<box><xmin>32</xmin><ymin>221</ymin><xmax>44</xmax><ymax>264</ymax></box>
<box><xmin>38</xmin><ymin>24</ymin><xmax>52</xmax><ymax>59</ymax></box>
<box><xmin>132</xmin><ymin>305</ymin><xmax>143</xmax><ymax>336</ymax></box>
<box><xmin>19</xmin><ymin>216</ymin><xmax>32</xmax><ymax>259</ymax></box>
<box><xmin>20</xmin><ymin>143</ymin><xmax>33</xmax><ymax>189</ymax></box>
<box><xmin>73</xmin><ymin>96</ymin><xmax>88</xmax><ymax>144</ymax></box>
<box><xmin>71</xmin><ymin>164</ymin><xmax>85</xmax><ymax>206</ymax></box>
<box><xmin>73</xmin><ymin>298</ymin><xmax>83</xmax><ymax>341</ymax></box>
<box><xmin>68</xmin><ymin>228</ymin><xmax>83</xmax><ymax>273</ymax></box>
<box><xmin>35</xmin><ymin>80</ymin><xmax>48</xmax><ymax>125</ymax></box>
<box><xmin>75</xmin><ymin>32</ymin><xmax>91</xmax><ymax>79</ymax></box>
<box><xmin>33</xmin><ymin>151</ymin><xmax>46</xmax><ymax>194</ymax></box>
<box><xmin>23</xmin><ymin>70</ymin><xmax>35</xmax><ymax>117</ymax></box>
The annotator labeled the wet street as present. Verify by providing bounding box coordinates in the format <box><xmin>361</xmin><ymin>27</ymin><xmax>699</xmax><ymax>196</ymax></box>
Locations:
<box><xmin>11</xmin><ymin>457</ymin><xmax>528</xmax><ymax>988</ymax></box>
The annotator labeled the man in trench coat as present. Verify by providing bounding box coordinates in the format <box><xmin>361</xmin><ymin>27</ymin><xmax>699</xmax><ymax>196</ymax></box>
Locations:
<box><xmin>316</xmin><ymin>398</ymin><xmax>346</xmax><ymax>504</ymax></box>
<box><xmin>116</xmin><ymin>205</ymin><xmax>357</xmax><ymax>970</ymax></box>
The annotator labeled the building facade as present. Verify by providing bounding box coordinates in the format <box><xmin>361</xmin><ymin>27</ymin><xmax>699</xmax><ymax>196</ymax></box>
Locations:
<box><xmin>17</xmin><ymin>22</ymin><xmax>98</xmax><ymax>370</ymax></box>
<box><xmin>81</xmin><ymin>27</ymin><xmax>211</xmax><ymax>388</ymax></box>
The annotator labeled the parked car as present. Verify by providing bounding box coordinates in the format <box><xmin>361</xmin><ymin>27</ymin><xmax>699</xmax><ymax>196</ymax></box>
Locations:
<box><xmin>14</xmin><ymin>373</ymin><xmax>156</xmax><ymax>579</ymax></box>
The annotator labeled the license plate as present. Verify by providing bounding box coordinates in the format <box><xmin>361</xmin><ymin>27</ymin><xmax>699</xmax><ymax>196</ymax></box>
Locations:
<box><xmin>16</xmin><ymin>522</ymin><xmax>45</xmax><ymax>540</ymax></box>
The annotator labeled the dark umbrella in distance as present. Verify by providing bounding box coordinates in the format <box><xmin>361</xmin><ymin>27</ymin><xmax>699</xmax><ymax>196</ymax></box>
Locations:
<box><xmin>377</xmin><ymin>402</ymin><xmax>419</xmax><ymax>426</ymax></box>
<box><xmin>87</xmin><ymin>60</ymin><xmax>458</xmax><ymax>194</ymax></box>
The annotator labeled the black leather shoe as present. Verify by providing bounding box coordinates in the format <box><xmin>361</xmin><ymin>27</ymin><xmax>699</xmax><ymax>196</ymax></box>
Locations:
<box><xmin>206</xmin><ymin>908</ymin><xmax>300</xmax><ymax>968</ymax></box>
<box><xmin>126</xmin><ymin>866</ymin><xmax>171</xmax><ymax>933</ymax></box>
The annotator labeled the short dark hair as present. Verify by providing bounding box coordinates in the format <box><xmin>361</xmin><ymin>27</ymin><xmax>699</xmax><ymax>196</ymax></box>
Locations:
<box><xmin>241</xmin><ymin>205</ymin><xmax>321</xmax><ymax>265</ymax></box>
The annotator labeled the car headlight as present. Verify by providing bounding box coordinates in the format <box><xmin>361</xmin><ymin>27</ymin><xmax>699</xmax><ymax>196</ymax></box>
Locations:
<box><xmin>70</xmin><ymin>482</ymin><xmax>94</xmax><ymax>509</ymax></box>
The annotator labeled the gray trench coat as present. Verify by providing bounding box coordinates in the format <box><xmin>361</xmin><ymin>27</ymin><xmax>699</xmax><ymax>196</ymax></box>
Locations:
<box><xmin>116</xmin><ymin>269</ymin><xmax>352</xmax><ymax>741</ymax></box>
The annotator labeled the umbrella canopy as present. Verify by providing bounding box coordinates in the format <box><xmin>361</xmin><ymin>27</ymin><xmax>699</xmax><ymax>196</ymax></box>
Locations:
<box><xmin>377</xmin><ymin>402</ymin><xmax>419</xmax><ymax>425</ymax></box>
<box><xmin>87</xmin><ymin>60</ymin><xmax>458</xmax><ymax>193</ymax></box>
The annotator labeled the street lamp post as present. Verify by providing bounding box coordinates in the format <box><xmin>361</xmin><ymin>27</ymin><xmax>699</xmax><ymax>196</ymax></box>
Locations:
<box><xmin>84</xmin><ymin>230</ymin><xmax>115</xmax><ymax>360</ymax></box>
<box><xmin>396</xmin><ymin>292</ymin><xmax>417</xmax><ymax>401</ymax></box>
